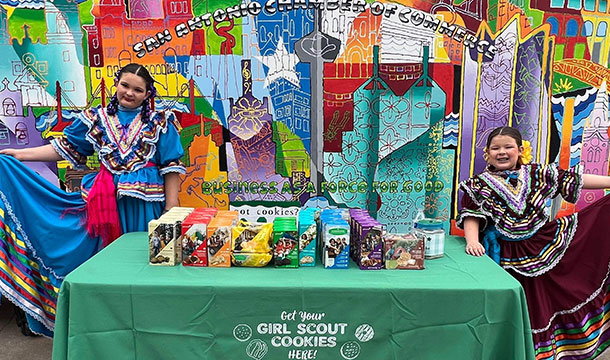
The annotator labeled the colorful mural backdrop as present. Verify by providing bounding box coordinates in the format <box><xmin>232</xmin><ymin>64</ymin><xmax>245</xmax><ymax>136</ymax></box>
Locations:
<box><xmin>1</xmin><ymin>0</ymin><xmax>609</xmax><ymax>232</ymax></box>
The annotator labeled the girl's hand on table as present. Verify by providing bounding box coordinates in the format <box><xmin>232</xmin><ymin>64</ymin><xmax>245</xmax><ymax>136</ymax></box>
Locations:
<box><xmin>466</xmin><ymin>242</ymin><xmax>485</xmax><ymax>257</ymax></box>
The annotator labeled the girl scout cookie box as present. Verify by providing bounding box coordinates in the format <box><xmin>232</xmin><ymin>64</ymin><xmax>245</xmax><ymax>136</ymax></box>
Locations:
<box><xmin>383</xmin><ymin>233</ymin><xmax>425</xmax><ymax>270</ymax></box>
<box><xmin>231</xmin><ymin>220</ymin><xmax>273</xmax><ymax>267</ymax></box>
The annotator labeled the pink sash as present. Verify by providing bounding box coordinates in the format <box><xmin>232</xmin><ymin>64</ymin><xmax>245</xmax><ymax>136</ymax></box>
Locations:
<box><xmin>86</xmin><ymin>165</ymin><xmax>121</xmax><ymax>247</ymax></box>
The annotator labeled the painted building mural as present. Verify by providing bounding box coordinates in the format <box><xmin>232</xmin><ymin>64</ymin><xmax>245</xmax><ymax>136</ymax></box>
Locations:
<box><xmin>0</xmin><ymin>0</ymin><xmax>609</xmax><ymax>233</ymax></box>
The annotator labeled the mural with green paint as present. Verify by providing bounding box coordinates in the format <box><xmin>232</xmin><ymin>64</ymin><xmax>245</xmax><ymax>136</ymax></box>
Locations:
<box><xmin>0</xmin><ymin>0</ymin><xmax>607</xmax><ymax>234</ymax></box>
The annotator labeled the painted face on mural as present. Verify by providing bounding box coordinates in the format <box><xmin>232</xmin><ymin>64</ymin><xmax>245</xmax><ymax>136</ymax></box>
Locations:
<box><xmin>115</xmin><ymin>72</ymin><xmax>151</xmax><ymax>109</ymax></box>
<box><xmin>486</xmin><ymin>135</ymin><xmax>523</xmax><ymax>171</ymax></box>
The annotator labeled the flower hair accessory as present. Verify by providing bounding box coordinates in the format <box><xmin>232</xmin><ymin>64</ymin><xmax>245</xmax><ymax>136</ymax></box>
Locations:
<box><xmin>520</xmin><ymin>140</ymin><xmax>533</xmax><ymax>164</ymax></box>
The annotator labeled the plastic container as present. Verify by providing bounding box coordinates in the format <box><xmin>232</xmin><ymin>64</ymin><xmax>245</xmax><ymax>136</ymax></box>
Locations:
<box><xmin>414</xmin><ymin>218</ymin><xmax>445</xmax><ymax>259</ymax></box>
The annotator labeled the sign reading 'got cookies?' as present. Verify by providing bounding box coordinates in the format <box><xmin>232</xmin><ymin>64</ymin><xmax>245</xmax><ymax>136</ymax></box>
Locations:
<box><xmin>232</xmin><ymin>310</ymin><xmax>375</xmax><ymax>360</ymax></box>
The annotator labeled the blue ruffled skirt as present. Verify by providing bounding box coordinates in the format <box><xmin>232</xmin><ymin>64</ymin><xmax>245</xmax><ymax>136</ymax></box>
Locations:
<box><xmin>0</xmin><ymin>155</ymin><xmax>101</xmax><ymax>336</ymax></box>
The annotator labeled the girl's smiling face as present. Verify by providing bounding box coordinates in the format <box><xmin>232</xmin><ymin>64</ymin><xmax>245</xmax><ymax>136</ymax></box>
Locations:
<box><xmin>115</xmin><ymin>72</ymin><xmax>151</xmax><ymax>109</ymax></box>
<box><xmin>486</xmin><ymin>135</ymin><xmax>523</xmax><ymax>171</ymax></box>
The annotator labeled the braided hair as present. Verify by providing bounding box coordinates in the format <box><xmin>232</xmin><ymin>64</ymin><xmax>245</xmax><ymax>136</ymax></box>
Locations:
<box><xmin>107</xmin><ymin>63</ymin><xmax>157</xmax><ymax>123</ymax></box>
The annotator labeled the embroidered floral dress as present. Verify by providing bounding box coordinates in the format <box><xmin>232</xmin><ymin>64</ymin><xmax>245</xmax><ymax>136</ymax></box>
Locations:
<box><xmin>0</xmin><ymin>106</ymin><xmax>185</xmax><ymax>336</ymax></box>
<box><xmin>52</xmin><ymin>105</ymin><xmax>186</xmax><ymax>232</ymax></box>
<box><xmin>458</xmin><ymin>163</ymin><xmax>610</xmax><ymax>360</ymax></box>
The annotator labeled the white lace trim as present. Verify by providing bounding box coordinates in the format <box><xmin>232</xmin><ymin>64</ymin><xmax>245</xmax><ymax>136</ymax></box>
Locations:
<box><xmin>494</xmin><ymin>216</ymin><xmax>546</xmax><ymax>240</ymax></box>
<box><xmin>159</xmin><ymin>165</ymin><xmax>186</xmax><ymax>176</ymax></box>
<box><xmin>459</xmin><ymin>167</ymin><xmax>556</xmax><ymax>240</ymax></box>
<box><xmin>0</xmin><ymin>195</ymin><xmax>60</xmax><ymax>333</ymax></box>
<box><xmin>459</xmin><ymin>179</ymin><xmax>482</xmax><ymax>206</ymax></box>
<box><xmin>0</xmin><ymin>189</ymin><xmax>65</xmax><ymax>281</ymax></box>
<box><xmin>0</xmin><ymin>282</ymin><xmax>55</xmax><ymax>333</ymax></box>
<box><xmin>478</xmin><ymin>165</ymin><xmax>532</xmax><ymax>215</ymax></box>
<box><xmin>49</xmin><ymin>138</ymin><xmax>88</xmax><ymax>170</ymax></box>
<box><xmin>117</xmin><ymin>190</ymin><xmax>165</xmax><ymax>202</ymax></box>
<box><xmin>82</xmin><ymin>108</ymin><xmax>169</xmax><ymax>176</ymax></box>
<box><xmin>531</xmin><ymin>219</ymin><xmax>606</xmax><ymax>335</ymax></box>
<box><xmin>503</xmin><ymin>214</ymin><xmax>577</xmax><ymax>277</ymax></box>
<box><xmin>455</xmin><ymin>211</ymin><xmax>488</xmax><ymax>230</ymax></box>
<box><xmin>459</xmin><ymin>201</ymin><xmax>539</xmax><ymax>240</ymax></box>
<box><xmin>568</xmin><ymin>164</ymin><xmax>584</xmax><ymax>203</ymax></box>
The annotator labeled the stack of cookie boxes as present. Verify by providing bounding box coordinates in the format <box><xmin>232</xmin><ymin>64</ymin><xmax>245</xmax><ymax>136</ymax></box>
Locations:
<box><xmin>148</xmin><ymin>207</ymin><xmax>430</xmax><ymax>269</ymax></box>
<box><xmin>349</xmin><ymin>209</ymin><xmax>383</xmax><ymax>270</ymax></box>
<box><xmin>148</xmin><ymin>207</ymin><xmax>195</xmax><ymax>266</ymax></box>
<box><xmin>181</xmin><ymin>207</ymin><xmax>218</xmax><ymax>267</ymax></box>
<box><xmin>148</xmin><ymin>208</ymin><xmax>237</xmax><ymax>267</ymax></box>
<box><xmin>273</xmin><ymin>217</ymin><xmax>299</xmax><ymax>267</ymax></box>
<box><xmin>206</xmin><ymin>210</ymin><xmax>239</xmax><ymax>267</ymax></box>
<box><xmin>318</xmin><ymin>209</ymin><xmax>351</xmax><ymax>269</ymax></box>
<box><xmin>298</xmin><ymin>208</ymin><xmax>317</xmax><ymax>266</ymax></box>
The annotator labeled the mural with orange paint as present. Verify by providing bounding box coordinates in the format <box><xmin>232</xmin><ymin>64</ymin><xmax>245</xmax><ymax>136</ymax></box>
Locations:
<box><xmin>0</xmin><ymin>0</ymin><xmax>608</xmax><ymax>232</ymax></box>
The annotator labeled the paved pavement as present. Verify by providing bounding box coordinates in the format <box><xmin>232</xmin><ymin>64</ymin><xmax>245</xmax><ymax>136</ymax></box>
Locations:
<box><xmin>0</xmin><ymin>298</ymin><xmax>53</xmax><ymax>360</ymax></box>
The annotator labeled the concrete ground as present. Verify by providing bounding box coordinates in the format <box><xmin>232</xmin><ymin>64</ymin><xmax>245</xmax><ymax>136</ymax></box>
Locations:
<box><xmin>0</xmin><ymin>298</ymin><xmax>53</xmax><ymax>360</ymax></box>
<box><xmin>1</xmin><ymin>295</ymin><xmax>610</xmax><ymax>360</ymax></box>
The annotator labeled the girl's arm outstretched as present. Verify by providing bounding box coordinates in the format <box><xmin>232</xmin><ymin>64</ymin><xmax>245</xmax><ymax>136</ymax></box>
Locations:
<box><xmin>0</xmin><ymin>144</ymin><xmax>63</xmax><ymax>162</ymax></box>
<box><xmin>583</xmin><ymin>174</ymin><xmax>610</xmax><ymax>189</ymax></box>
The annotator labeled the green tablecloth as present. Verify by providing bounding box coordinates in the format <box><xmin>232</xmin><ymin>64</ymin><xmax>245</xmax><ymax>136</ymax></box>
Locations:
<box><xmin>52</xmin><ymin>233</ymin><xmax>534</xmax><ymax>360</ymax></box>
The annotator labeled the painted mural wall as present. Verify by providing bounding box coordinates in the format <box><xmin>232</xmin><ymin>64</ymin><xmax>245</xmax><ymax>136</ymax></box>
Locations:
<box><xmin>0</xmin><ymin>0</ymin><xmax>608</xmax><ymax>233</ymax></box>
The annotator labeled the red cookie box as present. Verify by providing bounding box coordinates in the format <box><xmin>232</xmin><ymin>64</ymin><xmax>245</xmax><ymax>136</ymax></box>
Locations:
<box><xmin>181</xmin><ymin>214</ymin><xmax>213</xmax><ymax>267</ymax></box>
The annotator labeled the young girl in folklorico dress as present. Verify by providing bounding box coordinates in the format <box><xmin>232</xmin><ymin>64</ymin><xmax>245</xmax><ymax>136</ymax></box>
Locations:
<box><xmin>457</xmin><ymin>126</ymin><xmax>610</xmax><ymax>360</ymax></box>
<box><xmin>0</xmin><ymin>63</ymin><xmax>185</xmax><ymax>337</ymax></box>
